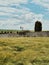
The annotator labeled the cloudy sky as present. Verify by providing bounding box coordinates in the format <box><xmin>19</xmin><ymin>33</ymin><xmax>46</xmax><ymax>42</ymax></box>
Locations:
<box><xmin>0</xmin><ymin>0</ymin><xmax>49</xmax><ymax>30</ymax></box>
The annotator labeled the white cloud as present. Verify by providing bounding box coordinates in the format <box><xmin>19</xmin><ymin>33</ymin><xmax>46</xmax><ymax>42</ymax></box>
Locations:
<box><xmin>24</xmin><ymin>12</ymin><xmax>43</xmax><ymax>22</ymax></box>
<box><xmin>0</xmin><ymin>0</ymin><xmax>28</xmax><ymax>5</ymax></box>
<box><xmin>41</xmin><ymin>19</ymin><xmax>49</xmax><ymax>31</ymax></box>
<box><xmin>31</xmin><ymin>0</ymin><xmax>49</xmax><ymax>9</ymax></box>
<box><xmin>0</xmin><ymin>6</ymin><xmax>43</xmax><ymax>30</ymax></box>
<box><xmin>0</xmin><ymin>0</ymin><xmax>46</xmax><ymax>30</ymax></box>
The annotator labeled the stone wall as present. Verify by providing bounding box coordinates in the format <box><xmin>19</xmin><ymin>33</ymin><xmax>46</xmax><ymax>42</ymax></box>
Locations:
<box><xmin>25</xmin><ymin>31</ymin><xmax>49</xmax><ymax>37</ymax></box>
<box><xmin>0</xmin><ymin>31</ymin><xmax>49</xmax><ymax>37</ymax></box>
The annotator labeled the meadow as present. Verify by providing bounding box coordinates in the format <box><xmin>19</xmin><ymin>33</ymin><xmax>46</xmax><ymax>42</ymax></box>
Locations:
<box><xmin>0</xmin><ymin>37</ymin><xmax>49</xmax><ymax>65</ymax></box>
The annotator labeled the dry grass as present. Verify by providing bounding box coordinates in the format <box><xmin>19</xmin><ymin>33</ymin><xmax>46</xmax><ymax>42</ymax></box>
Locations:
<box><xmin>0</xmin><ymin>37</ymin><xmax>49</xmax><ymax>65</ymax></box>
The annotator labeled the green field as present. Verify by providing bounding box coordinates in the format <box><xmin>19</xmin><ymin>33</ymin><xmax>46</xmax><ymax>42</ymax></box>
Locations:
<box><xmin>0</xmin><ymin>37</ymin><xmax>49</xmax><ymax>65</ymax></box>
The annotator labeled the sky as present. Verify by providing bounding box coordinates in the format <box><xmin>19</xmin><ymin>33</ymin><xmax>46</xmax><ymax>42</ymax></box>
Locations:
<box><xmin>0</xmin><ymin>0</ymin><xmax>49</xmax><ymax>31</ymax></box>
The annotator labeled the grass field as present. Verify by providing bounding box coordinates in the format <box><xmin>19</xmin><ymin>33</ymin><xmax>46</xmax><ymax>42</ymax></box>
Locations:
<box><xmin>0</xmin><ymin>37</ymin><xmax>49</xmax><ymax>65</ymax></box>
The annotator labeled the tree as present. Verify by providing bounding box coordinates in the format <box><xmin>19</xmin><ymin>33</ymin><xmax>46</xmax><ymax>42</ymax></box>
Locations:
<box><xmin>35</xmin><ymin>21</ymin><xmax>42</xmax><ymax>32</ymax></box>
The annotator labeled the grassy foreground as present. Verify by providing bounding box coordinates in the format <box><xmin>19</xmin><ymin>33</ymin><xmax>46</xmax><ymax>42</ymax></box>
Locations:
<box><xmin>0</xmin><ymin>37</ymin><xmax>49</xmax><ymax>65</ymax></box>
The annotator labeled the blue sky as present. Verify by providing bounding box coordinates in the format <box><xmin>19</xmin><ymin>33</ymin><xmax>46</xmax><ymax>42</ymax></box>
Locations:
<box><xmin>0</xmin><ymin>0</ymin><xmax>49</xmax><ymax>30</ymax></box>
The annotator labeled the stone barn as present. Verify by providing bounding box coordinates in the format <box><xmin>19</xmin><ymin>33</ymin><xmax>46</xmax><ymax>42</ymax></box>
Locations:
<box><xmin>35</xmin><ymin>21</ymin><xmax>42</xmax><ymax>32</ymax></box>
